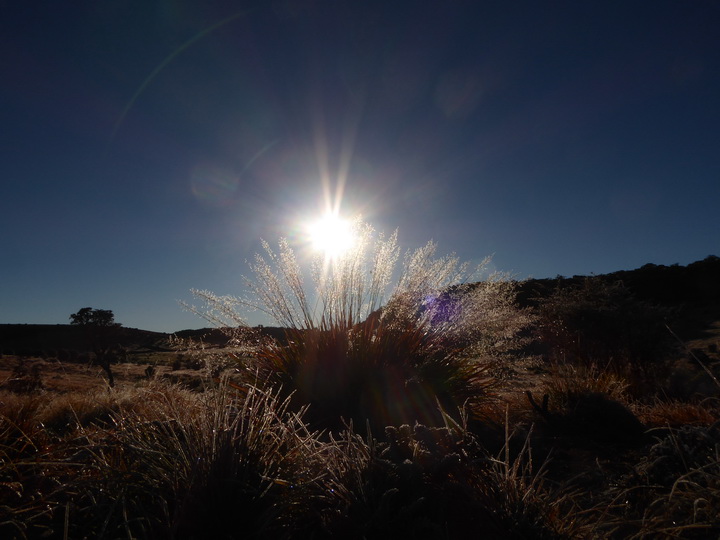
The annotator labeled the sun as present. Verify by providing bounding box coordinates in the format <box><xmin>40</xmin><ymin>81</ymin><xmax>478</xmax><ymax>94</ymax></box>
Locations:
<box><xmin>307</xmin><ymin>213</ymin><xmax>356</xmax><ymax>259</ymax></box>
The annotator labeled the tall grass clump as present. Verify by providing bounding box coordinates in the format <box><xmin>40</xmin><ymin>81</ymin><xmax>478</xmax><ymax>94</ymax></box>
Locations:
<box><xmin>301</xmin><ymin>415</ymin><xmax>582</xmax><ymax>539</ymax></box>
<box><xmin>188</xmin><ymin>220</ymin><xmax>532</xmax><ymax>433</ymax></box>
<box><xmin>594</xmin><ymin>422</ymin><xmax>720</xmax><ymax>538</ymax></box>
<box><xmin>0</xmin><ymin>391</ymin><xmax>59</xmax><ymax>538</ymax></box>
<box><xmin>48</xmin><ymin>381</ymin><xmax>324</xmax><ymax>539</ymax></box>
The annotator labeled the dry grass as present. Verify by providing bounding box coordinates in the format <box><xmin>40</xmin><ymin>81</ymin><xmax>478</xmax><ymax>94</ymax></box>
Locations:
<box><xmin>186</xmin><ymin>221</ymin><xmax>533</xmax><ymax>435</ymax></box>
<box><xmin>0</xmin><ymin>363</ymin><xmax>718</xmax><ymax>538</ymax></box>
<box><xmin>1</xmin><ymin>380</ymin><xmax>328</xmax><ymax>539</ymax></box>
<box><xmin>637</xmin><ymin>398</ymin><xmax>720</xmax><ymax>428</ymax></box>
<box><xmin>2</xmin><ymin>229</ymin><xmax>718</xmax><ymax>538</ymax></box>
<box><xmin>592</xmin><ymin>422</ymin><xmax>720</xmax><ymax>539</ymax></box>
<box><xmin>542</xmin><ymin>361</ymin><xmax>630</xmax><ymax>407</ymax></box>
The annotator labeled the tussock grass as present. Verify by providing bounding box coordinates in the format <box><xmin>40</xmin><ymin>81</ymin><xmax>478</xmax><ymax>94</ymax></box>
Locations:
<box><xmin>1</xmin><ymin>371</ymin><xmax>718</xmax><ymax>537</ymax></box>
<box><xmin>592</xmin><ymin>422</ymin><xmax>720</xmax><ymax>539</ymax></box>
<box><xmin>0</xmin><ymin>381</ymin><xmax>326</xmax><ymax>539</ymax></box>
<box><xmin>305</xmin><ymin>414</ymin><xmax>584</xmax><ymax>539</ymax></box>
<box><xmin>638</xmin><ymin>398</ymin><xmax>720</xmax><ymax>428</ymax></box>
<box><xmin>188</xmin><ymin>220</ymin><xmax>531</xmax><ymax>434</ymax></box>
<box><xmin>0</xmin><ymin>391</ymin><xmax>45</xmax><ymax>446</ymax></box>
<box><xmin>251</xmin><ymin>320</ymin><xmax>498</xmax><ymax>433</ymax></box>
<box><xmin>72</xmin><ymin>383</ymin><xmax>318</xmax><ymax>539</ymax></box>
<box><xmin>543</xmin><ymin>361</ymin><xmax>631</xmax><ymax>406</ymax></box>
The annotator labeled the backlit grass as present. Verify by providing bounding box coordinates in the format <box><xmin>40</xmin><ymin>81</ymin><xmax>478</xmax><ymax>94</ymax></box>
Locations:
<box><xmin>2</xmin><ymin>232</ymin><xmax>718</xmax><ymax>538</ymax></box>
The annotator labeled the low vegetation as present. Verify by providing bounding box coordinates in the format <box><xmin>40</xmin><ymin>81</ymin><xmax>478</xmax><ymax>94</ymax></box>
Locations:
<box><xmin>1</xmin><ymin>231</ymin><xmax>719</xmax><ymax>538</ymax></box>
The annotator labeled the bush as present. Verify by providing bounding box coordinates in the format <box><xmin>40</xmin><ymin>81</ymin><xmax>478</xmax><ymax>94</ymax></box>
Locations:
<box><xmin>537</xmin><ymin>277</ymin><xmax>673</xmax><ymax>395</ymax></box>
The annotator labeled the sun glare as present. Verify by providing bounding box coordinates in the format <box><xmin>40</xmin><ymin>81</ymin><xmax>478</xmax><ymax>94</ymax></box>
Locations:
<box><xmin>308</xmin><ymin>213</ymin><xmax>356</xmax><ymax>259</ymax></box>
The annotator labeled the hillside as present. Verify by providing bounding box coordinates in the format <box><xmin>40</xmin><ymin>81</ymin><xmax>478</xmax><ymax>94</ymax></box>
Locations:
<box><xmin>516</xmin><ymin>255</ymin><xmax>720</xmax><ymax>341</ymax></box>
<box><xmin>516</xmin><ymin>255</ymin><xmax>720</xmax><ymax>307</ymax></box>
<box><xmin>0</xmin><ymin>324</ymin><xmax>171</xmax><ymax>356</ymax></box>
<box><xmin>0</xmin><ymin>324</ymin><xmax>289</xmax><ymax>355</ymax></box>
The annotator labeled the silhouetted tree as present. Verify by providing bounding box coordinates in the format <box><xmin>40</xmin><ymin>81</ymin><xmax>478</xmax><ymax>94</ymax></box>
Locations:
<box><xmin>70</xmin><ymin>307</ymin><xmax>117</xmax><ymax>327</ymax></box>
<box><xmin>69</xmin><ymin>307</ymin><xmax>121</xmax><ymax>387</ymax></box>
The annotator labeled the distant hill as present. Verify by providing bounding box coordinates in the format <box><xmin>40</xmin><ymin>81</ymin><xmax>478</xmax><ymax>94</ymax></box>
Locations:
<box><xmin>174</xmin><ymin>326</ymin><xmax>288</xmax><ymax>346</ymax></box>
<box><xmin>515</xmin><ymin>255</ymin><xmax>720</xmax><ymax>341</ymax></box>
<box><xmin>517</xmin><ymin>255</ymin><xmax>720</xmax><ymax>307</ymax></box>
<box><xmin>0</xmin><ymin>324</ymin><xmax>290</xmax><ymax>355</ymax></box>
<box><xmin>0</xmin><ymin>325</ymin><xmax>171</xmax><ymax>355</ymax></box>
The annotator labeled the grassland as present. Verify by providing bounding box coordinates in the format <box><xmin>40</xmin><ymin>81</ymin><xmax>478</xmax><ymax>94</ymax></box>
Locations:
<box><xmin>2</xmin><ymin>255</ymin><xmax>719</xmax><ymax>539</ymax></box>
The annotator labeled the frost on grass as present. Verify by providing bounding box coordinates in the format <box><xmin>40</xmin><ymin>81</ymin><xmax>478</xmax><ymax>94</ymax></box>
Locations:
<box><xmin>185</xmin><ymin>219</ymin><xmax>530</xmax><ymax>349</ymax></box>
<box><xmin>182</xmin><ymin>220</ymin><xmax>534</xmax><ymax>431</ymax></box>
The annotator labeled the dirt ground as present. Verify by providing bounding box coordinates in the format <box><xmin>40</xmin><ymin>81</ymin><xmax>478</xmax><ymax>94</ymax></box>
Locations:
<box><xmin>0</xmin><ymin>353</ymin><xmax>541</xmax><ymax>403</ymax></box>
<box><xmin>0</xmin><ymin>355</ymin><xmax>221</xmax><ymax>394</ymax></box>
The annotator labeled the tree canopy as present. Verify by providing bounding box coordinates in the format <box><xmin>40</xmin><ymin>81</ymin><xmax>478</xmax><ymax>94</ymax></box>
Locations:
<box><xmin>69</xmin><ymin>307</ymin><xmax>119</xmax><ymax>327</ymax></box>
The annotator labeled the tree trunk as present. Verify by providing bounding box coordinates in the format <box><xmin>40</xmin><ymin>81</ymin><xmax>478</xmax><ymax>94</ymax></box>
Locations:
<box><xmin>95</xmin><ymin>349</ymin><xmax>115</xmax><ymax>388</ymax></box>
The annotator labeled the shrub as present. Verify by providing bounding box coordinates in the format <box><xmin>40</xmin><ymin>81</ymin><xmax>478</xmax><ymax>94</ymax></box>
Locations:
<box><xmin>537</xmin><ymin>277</ymin><xmax>673</xmax><ymax>395</ymax></box>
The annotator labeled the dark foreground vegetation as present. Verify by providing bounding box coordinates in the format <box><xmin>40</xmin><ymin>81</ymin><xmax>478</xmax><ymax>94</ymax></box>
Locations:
<box><xmin>1</xmin><ymin>255</ymin><xmax>719</xmax><ymax>538</ymax></box>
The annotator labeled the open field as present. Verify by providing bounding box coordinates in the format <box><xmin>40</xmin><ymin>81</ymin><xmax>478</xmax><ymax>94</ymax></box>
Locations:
<box><xmin>2</xmin><ymin>258</ymin><xmax>720</xmax><ymax>538</ymax></box>
<box><xmin>2</xmin><ymin>331</ymin><xmax>719</xmax><ymax>539</ymax></box>
<box><xmin>0</xmin><ymin>348</ymin><xmax>253</xmax><ymax>394</ymax></box>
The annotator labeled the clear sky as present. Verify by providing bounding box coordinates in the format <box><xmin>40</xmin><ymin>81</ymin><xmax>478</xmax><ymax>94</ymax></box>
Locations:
<box><xmin>2</xmin><ymin>1</ymin><xmax>719</xmax><ymax>333</ymax></box>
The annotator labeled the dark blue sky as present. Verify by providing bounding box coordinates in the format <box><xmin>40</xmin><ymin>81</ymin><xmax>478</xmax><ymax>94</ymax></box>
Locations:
<box><xmin>2</xmin><ymin>0</ymin><xmax>719</xmax><ymax>332</ymax></box>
